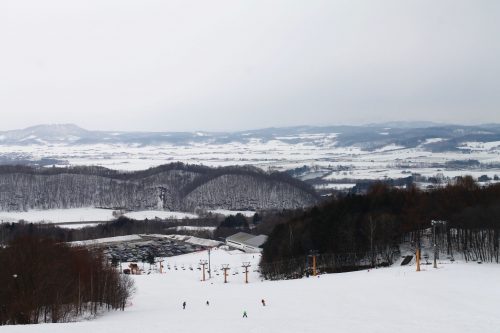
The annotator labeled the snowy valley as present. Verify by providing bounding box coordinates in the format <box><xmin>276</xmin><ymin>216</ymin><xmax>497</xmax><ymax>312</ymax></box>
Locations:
<box><xmin>1</xmin><ymin>124</ymin><xmax>500</xmax><ymax>195</ymax></box>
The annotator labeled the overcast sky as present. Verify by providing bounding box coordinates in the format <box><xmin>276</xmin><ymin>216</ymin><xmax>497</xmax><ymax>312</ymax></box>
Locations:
<box><xmin>1</xmin><ymin>0</ymin><xmax>499</xmax><ymax>132</ymax></box>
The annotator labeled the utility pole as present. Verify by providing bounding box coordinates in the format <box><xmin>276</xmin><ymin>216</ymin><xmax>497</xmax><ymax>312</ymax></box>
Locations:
<box><xmin>200</xmin><ymin>260</ymin><xmax>208</xmax><ymax>281</ymax></box>
<box><xmin>221</xmin><ymin>264</ymin><xmax>230</xmax><ymax>283</ymax></box>
<box><xmin>242</xmin><ymin>262</ymin><xmax>251</xmax><ymax>284</ymax></box>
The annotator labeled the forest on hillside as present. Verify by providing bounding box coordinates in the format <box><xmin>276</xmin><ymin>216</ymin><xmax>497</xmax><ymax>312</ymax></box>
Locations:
<box><xmin>260</xmin><ymin>177</ymin><xmax>500</xmax><ymax>279</ymax></box>
<box><xmin>0</xmin><ymin>163</ymin><xmax>318</xmax><ymax>212</ymax></box>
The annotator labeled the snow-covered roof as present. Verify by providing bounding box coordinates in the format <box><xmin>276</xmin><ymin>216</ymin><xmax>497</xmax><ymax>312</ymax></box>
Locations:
<box><xmin>226</xmin><ymin>232</ymin><xmax>256</xmax><ymax>244</ymax></box>
<box><xmin>226</xmin><ymin>232</ymin><xmax>268</xmax><ymax>249</ymax></box>
<box><xmin>244</xmin><ymin>234</ymin><xmax>268</xmax><ymax>248</ymax></box>
<box><xmin>69</xmin><ymin>234</ymin><xmax>222</xmax><ymax>248</ymax></box>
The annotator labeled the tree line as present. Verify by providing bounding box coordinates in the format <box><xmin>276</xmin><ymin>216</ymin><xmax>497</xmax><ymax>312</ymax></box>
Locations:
<box><xmin>0</xmin><ymin>235</ymin><xmax>134</xmax><ymax>325</ymax></box>
<box><xmin>0</xmin><ymin>163</ymin><xmax>317</xmax><ymax>196</ymax></box>
<box><xmin>260</xmin><ymin>177</ymin><xmax>500</xmax><ymax>279</ymax></box>
<box><xmin>0</xmin><ymin>216</ymin><xmax>221</xmax><ymax>245</ymax></box>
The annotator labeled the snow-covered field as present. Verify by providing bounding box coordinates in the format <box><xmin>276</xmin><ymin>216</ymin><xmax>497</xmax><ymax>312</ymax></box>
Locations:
<box><xmin>2</xmin><ymin>249</ymin><xmax>499</xmax><ymax>333</ymax></box>
<box><xmin>0</xmin><ymin>208</ymin><xmax>115</xmax><ymax>224</ymax></box>
<box><xmin>0</xmin><ymin>208</ymin><xmax>199</xmax><ymax>228</ymax></box>
<box><xmin>0</xmin><ymin>208</ymin><xmax>253</xmax><ymax>227</ymax></box>
<box><xmin>2</xmin><ymin>135</ymin><xmax>500</xmax><ymax>184</ymax></box>
<box><xmin>209</xmin><ymin>209</ymin><xmax>256</xmax><ymax>217</ymax></box>
<box><xmin>123</xmin><ymin>210</ymin><xmax>198</xmax><ymax>220</ymax></box>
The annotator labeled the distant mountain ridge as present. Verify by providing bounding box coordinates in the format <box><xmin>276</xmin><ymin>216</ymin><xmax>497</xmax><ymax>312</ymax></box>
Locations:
<box><xmin>0</xmin><ymin>163</ymin><xmax>318</xmax><ymax>212</ymax></box>
<box><xmin>1</xmin><ymin>123</ymin><xmax>500</xmax><ymax>151</ymax></box>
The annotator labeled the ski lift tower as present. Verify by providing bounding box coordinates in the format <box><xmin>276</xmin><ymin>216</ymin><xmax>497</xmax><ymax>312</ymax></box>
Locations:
<box><xmin>157</xmin><ymin>259</ymin><xmax>164</xmax><ymax>274</ymax></box>
<box><xmin>199</xmin><ymin>260</ymin><xmax>208</xmax><ymax>281</ymax></box>
<box><xmin>221</xmin><ymin>264</ymin><xmax>230</xmax><ymax>283</ymax></box>
<box><xmin>242</xmin><ymin>262</ymin><xmax>251</xmax><ymax>284</ymax></box>
<box><xmin>431</xmin><ymin>220</ymin><xmax>447</xmax><ymax>268</ymax></box>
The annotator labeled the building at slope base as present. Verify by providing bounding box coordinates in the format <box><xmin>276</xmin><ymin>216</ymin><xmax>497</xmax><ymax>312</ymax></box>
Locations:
<box><xmin>225</xmin><ymin>232</ymin><xmax>268</xmax><ymax>253</ymax></box>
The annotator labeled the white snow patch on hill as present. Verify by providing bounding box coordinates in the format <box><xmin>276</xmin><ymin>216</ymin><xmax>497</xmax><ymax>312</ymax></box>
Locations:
<box><xmin>374</xmin><ymin>143</ymin><xmax>405</xmax><ymax>152</ymax></box>
<box><xmin>124</xmin><ymin>211</ymin><xmax>198</xmax><ymax>220</ymax></box>
<box><xmin>209</xmin><ymin>209</ymin><xmax>256</xmax><ymax>217</ymax></box>
<box><xmin>171</xmin><ymin>226</ymin><xmax>217</xmax><ymax>232</ymax></box>
<box><xmin>0</xmin><ymin>208</ymin><xmax>201</xmax><ymax>224</ymax></box>
<box><xmin>0</xmin><ymin>208</ymin><xmax>115</xmax><ymax>223</ymax></box>
<box><xmin>422</xmin><ymin>138</ymin><xmax>444</xmax><ymax>145</ymax></box>
<box><xmin>459</xmin><ymin>141</ymin><xmax>500</xmax><ymax>151</ymax></box>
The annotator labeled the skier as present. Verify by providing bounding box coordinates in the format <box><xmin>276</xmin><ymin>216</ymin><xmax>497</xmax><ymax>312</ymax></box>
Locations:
<box><xmin>182</xmin><ymin>301</ymin><xmax>186</xmax><ymax>309</ymax></box>
<box><xmin>261</xmin><ymin>299</ymin><xmax>266</xmax><ymax>306</ymax></box>
<box><xmin>206</xmin><ymin>301</ymin><xmax>209</xmax><ymax>306</ymax></box>
<box><xmin>243</xmin><ymin>310</ymin><xmax>248</xmax><ymax>318</ymax></box>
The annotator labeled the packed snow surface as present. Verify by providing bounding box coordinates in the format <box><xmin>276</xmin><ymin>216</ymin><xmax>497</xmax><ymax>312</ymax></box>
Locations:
<box><xmin>2</xmin><ymin>249</ymin><xmax>499</xmax><ymax>333</ymax></box>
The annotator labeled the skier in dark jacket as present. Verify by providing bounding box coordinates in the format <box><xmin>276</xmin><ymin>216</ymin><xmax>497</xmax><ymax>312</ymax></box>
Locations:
<box><xmin>183</xmin><ymin>301</ymin><xmax>186</xmax><ymax>309</ymax></box>
<box><xmin>243</xmin><ymin>310</ymin><xmax>248</xmax><ymax>318</ymax></box>
<box><xmin>261</xmin><ymin>299</ymin><xmax>266</xmax><ymax>306</ymax></box>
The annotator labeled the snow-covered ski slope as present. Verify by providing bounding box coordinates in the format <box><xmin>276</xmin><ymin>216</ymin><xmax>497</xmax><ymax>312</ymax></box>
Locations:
<box><xmin>2</xmin><ymin>248</ymin><xmax>499</xmax><ymax>333</ymax></box>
